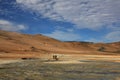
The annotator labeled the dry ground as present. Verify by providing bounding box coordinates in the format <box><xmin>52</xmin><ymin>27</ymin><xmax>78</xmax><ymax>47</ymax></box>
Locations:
<box><xmin>0</xmin><ymin>53</ymin><xmax>120</xmax><ymax>80</ymax></box>
<box><xmin>0</xmin><ymin>53</ymin><xmax>120</xmax><ymax>64</ymax></box>
<box><xmin>0</xmin><ymin>28</ymin><xmax>120</xmax><ymax>80</ymax></box>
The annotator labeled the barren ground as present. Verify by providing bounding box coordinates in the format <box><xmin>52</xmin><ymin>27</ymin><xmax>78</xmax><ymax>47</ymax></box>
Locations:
<box><xmin>0</xmin><ymin>30</ymin><xmax>120</xmax><ymax>80</ymax></box>
<box><xmin>0</xmin><ymin>53</ymin><xmax>120</xmax><ymax>64</ymax></box>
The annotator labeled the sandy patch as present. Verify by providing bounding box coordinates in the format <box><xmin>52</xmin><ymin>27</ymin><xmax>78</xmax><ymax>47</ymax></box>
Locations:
<box><xmin>44</xmin><ymin>54</ymin><xmax>120</xmax><ymax>64</ymax></box>
<box><xmin>0</xmin><ymin>59</ymin><xmax>22</xmax><ymax>65</ymax></box>
<box><xmin>44</xmin><ymin>60</ymin><xmax>84</xmax><ymax>64</ymax></box>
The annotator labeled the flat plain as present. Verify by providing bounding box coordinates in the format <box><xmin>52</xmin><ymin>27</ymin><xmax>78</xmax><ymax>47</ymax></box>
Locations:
<box><xmin>0</xmin><ymin>54</ymin><xmax>120</xmax><ymax>80</ymax></box>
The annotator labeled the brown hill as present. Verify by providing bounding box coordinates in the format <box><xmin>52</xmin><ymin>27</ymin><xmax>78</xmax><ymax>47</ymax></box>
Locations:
<box><xmin>0</xmin><ymin>30</ymin><xmax>120</xmax><ymax>58</ymax></box>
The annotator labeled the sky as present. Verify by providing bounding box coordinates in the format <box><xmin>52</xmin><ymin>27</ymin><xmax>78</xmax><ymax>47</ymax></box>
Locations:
<box><xmin>0</xmin><ymin>0</ymin><xmax>120</xmax><ymax>43</ymax></box>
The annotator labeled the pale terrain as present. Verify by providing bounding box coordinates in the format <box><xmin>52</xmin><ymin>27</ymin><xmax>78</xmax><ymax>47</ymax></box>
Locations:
<box><xmin>0</xmin><ymin>30</ymin><xmax>120</xmax><ymax>80</ymax></box>
<box><xmin>0</xmin><ymin>54</ymin><xmax>120</xmax><ymax>65</ymax></box>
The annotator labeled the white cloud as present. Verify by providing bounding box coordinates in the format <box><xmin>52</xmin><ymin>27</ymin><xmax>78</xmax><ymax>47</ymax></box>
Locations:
<box><xmin>44</xmin><ymin>30</ymin><xmax>81</xmax><ymax>41</ymax></box>
<box><xmin>105</xmin><ymin>31</ymin><xmax>120</xmax><ymax>42</ymax></box>
<box><xmin>16</xmin><ymin>0</ymin><xmax>120</xmax><ymax>30</ymax></box>
<box><xmin>0</xmin><ymin>20</ymin><xmax>27</xmax><ymax>31</ymax></box>
<box><xmin>108</xmin><ymin>26</ymin><xmax>120</xmax><ymax>31</ymax></box>
<box><xmin>67</xmin><ymin>28</ymin><xmax>74</xmax><ymax>32</ymax></box>
<box><xmin>84</xmin><ymin>38</ymin><xmax>103</xmax><ymax>43</ymax></box>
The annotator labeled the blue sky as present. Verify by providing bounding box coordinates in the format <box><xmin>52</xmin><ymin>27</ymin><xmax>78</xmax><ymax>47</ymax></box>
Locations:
<box><xmin>0</xmin><ymin>0</ymin><xmax>120</xmax><ymax>42</ymax></box>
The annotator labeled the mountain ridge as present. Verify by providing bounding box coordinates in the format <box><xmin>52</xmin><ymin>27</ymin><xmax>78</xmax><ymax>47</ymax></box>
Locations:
<box><xmin>0</xmin><ymin>30</ymin><xmax>120</xmax><ymax>56</ymax></box>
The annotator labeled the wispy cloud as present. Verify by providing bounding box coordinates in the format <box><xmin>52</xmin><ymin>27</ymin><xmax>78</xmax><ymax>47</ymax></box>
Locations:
<box><xmin>16</xmin><ymin>0</ymin><xmax>120</xmax><ymax>30</ymax></box>
<box><xmin>84</xmin><ymin>38</ymin><xmax>103</xmax><ymax>43</ymax></box>
<box><xmin>44</xmin><ymin>30</ymin><xmax>81</xmax><ymax>41</ymax></box>
<box><xmin>105</xmin><ymin>31</ymin><xmax>120</xmax><ymax>42</ymax></box>
<box><xmin>0</xmin><ymin>20</ymin><xmax>27</xmax><ymax>31</ymax></box>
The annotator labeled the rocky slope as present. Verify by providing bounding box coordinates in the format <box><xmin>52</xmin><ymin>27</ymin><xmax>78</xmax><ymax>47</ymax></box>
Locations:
<box><xmin>0</xmin><ymin>30</ymin><xmax>120</xmax><ymax>55</ymax></box>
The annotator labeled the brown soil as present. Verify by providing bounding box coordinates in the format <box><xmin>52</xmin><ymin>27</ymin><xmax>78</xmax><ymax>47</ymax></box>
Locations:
<box><xmin>0</xmin><ymin>30</ymin><xmax>120</xmax><ymax>64</ymax></box>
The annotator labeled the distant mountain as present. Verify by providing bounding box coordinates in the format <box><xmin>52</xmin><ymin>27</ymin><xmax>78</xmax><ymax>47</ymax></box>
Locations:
<box><xmin>0</xmin><ymin>30</ymin><xmax>120</xmax><ymax>55</ymax></box>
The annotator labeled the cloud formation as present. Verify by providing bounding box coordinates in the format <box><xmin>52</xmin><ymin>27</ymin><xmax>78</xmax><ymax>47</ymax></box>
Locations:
<box><xmin>44</xmin><ymin>30</ymin><xmax>81</xmax><ymax>41</ymax></box>
<box><xmin>106</xmin><ymin>31</ymin><xmax>120</xmax><ymax>42</ymax></box>
<box><xmin>0</xmin><ymin>20</ymin><xmax>27</xmax><ymax>31</ymax></box>
<box><xmin>16</xmin><ymin>0</ymin><xmax>120</xmax><ymax>30</ymax></box>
